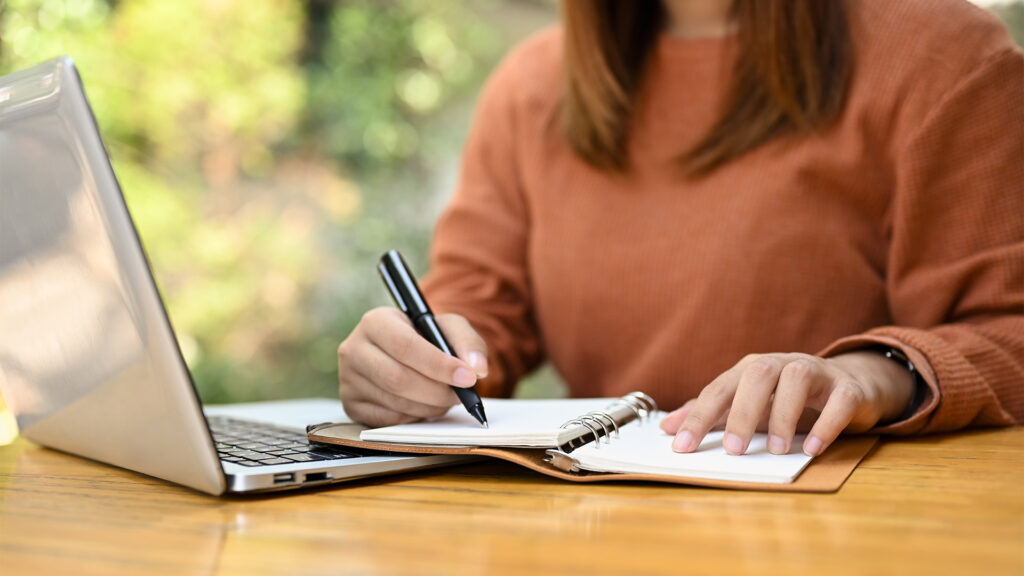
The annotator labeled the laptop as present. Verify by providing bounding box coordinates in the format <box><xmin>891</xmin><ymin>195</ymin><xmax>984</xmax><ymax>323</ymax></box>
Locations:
<box><xmin>0</xmin><ymin>57</ymin><xmax>467</xmax><ymax>494</ymax></box>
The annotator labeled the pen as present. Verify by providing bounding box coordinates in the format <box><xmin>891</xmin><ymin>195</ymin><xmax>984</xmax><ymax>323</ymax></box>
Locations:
<box><xmin>377</xmin><ymin>250</ymin><xmax>489</xmax><ymax>428</ymax></box>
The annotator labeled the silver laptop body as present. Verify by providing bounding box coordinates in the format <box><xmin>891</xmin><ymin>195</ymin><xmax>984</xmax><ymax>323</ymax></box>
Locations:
<box><xmin>0</xmin><ymin>57</ymin><xmax>464</xmax><ymax>494</ymax></box>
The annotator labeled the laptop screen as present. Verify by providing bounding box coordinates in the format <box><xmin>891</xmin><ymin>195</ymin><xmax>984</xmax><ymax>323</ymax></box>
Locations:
<box><xmin>0</xmin><ymin>58</ymin><xmax>225</xmax><ymax>494</ymax></box>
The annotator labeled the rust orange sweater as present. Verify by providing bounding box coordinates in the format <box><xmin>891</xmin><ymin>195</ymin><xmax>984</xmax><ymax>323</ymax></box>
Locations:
<box><xmin>421</xmin><ymin>0</ymin><xmax>1024</xmax><ymax>434</ymax></box>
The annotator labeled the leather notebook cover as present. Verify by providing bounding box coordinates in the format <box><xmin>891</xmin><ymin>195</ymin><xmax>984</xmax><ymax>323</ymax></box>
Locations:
<box><xmin>308</xmin><ymin>422</ymin><xmax>878</xmax><ymax>493</ymax></box>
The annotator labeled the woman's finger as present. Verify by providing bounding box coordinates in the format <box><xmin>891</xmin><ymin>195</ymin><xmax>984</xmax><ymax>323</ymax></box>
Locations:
<box><xmin>436</xmin><ymin>314</ymin><xmax>489</xmax><ymax>377</ymax></box>
<box><xmin>344</xmin><ymin>400</ymin><xmax>419</xmax><ymax>428</ymax></box>
<box><xmin>350</xmin><ymin>339</ymin><xmax>459</xmax><ymax>409</ymax></box>
<box><xmin>672</xmin><ymin>367</ymin><xmax>744</xmax><ymax>453</ymax></box>
<box><xmin>659</xmin><ymin>399</ymin><xmax>695</xmax><ymax>434</ymax></box>
<box><xmin>346</xmin><ymin>360</ymin><xmax>456</xmax><ymax>420</ymax></box>
<box><xmin>766</xmin><ymin>359</ymin><xmax>819</xmax><ymax>454</ymax></box>
<box><xmin>361</xmin><ymin>307</ymin><xmax>478</xmax><ymax>388</ymax></box>
<box><xmin>803</xmin><ymin>380</ymin><xmax>865</xmax><ymax>456</ymax></box>
<box><xmin>723</xmin><ymin>357</ymin><xmax>784</xmax><ymax>454</ymax></box>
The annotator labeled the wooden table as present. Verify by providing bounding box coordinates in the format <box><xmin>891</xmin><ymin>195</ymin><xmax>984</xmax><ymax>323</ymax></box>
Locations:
<box><xmin>1</xmin><ymin>428</ymin><xmax>1022</xmax><ymax>576</ymax></box>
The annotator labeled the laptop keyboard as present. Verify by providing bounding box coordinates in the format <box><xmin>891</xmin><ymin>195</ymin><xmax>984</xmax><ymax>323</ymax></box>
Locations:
<box><xmin>207</xmin><ymin>416</ymin><xmax>361</xmax><ymax>467</ymax></box>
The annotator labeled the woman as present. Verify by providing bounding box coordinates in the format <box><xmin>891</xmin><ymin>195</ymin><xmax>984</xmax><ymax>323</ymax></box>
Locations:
<box><xmin>337</xmin><ymin>0</ymin><xmax>1024</xmax><ymax>459</ymax></box>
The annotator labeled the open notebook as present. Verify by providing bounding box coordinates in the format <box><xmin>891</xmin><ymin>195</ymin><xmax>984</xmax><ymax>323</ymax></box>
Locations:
<box><xmin>308</xmin><ymin>392</ymin><xmax>878</xmax><ymax>492</ymax></box>
<box><xmin>361</xmin><ymin>398</ymin><xmax>635</xmax><ymax>447</ymax></box>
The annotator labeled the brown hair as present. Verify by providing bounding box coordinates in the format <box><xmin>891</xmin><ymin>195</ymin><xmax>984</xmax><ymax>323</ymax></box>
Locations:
<box><xmin>561</xmin><ymin>0</ymin><xmax>852</xmax><ymax>175</ymax></box>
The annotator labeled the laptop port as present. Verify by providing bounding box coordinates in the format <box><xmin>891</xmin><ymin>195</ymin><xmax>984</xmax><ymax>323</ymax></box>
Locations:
<box><xmin>304</xmin><ymin>472</ymin><xmax>331</xmax><ymax>483</ymax></box>
<box><xmin>272</xmin><ymin>473</ymin><xmax>295</xmax><ymax>485</ymax></box>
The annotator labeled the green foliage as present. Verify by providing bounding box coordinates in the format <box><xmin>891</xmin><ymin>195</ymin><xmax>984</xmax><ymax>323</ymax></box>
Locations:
<box><xmin>306</xmin><ymin>0</ymin><xmax>498</xmax><ymax>170</ymax></box>
<box><xmin>0</xmin><ymin>0</ymin><xmax>504</xmax><ymax>402</ymax></box>
<box><xmin>990</xmin><ymin>2</ymin><xmax>1024</xmax><ymax>46</ymax></box>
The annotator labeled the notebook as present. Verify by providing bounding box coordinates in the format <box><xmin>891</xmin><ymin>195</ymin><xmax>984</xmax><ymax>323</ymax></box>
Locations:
<box><xmin>360</xmin><ymin>398</ymin><xmax>635</xmax><ymax>447</ymax></box>
<box><xmin>308</xmin><ymin>392</ymin><xmax>878</xmax><ymax>492</ymax></box>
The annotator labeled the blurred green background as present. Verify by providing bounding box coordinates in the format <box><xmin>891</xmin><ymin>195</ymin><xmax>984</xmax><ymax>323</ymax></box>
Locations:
<box><xmin>0</xmin><ymin>0</ymin><xmax>557</xmax><ymax>410</ymax></box>
<box><xmin>0</xmin><ymin>0</ymin><xmax>1020</xmax><ymax>422</ymax></box>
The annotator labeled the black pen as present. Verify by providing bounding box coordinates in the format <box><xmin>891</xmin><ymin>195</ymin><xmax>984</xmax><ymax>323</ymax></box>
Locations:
<box><xmin>377</xmin><ymin>250</ymin><xmax>489</xmax><ymax>428</ymax></box>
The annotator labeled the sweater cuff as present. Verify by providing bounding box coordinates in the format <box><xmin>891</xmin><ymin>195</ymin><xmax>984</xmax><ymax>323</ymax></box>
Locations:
<box><xmin>818</xmin><ymin>334</ymin><xmax>939</xmax><ymax>435</ymax></box>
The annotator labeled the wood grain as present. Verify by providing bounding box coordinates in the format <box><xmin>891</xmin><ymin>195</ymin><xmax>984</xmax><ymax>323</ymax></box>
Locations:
<box><xmin>1</xmin><ymin>428</ymin><xmax>1022</xmax><ymax>576</ymax></box>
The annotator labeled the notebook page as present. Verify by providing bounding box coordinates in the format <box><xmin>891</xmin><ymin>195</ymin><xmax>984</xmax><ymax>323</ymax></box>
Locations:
<box><xmin>572</xmin><ymin>412</ymin><xmax>813</xmax><ymax>484</ymax></box>
<box><xmin>360</xmin><ymin>398</ymin><xmax>617</xmax><ymax>447</ymax></box>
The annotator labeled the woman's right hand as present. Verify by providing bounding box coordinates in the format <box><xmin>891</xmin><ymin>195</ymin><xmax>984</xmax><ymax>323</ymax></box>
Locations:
<box><xmin>337</xmin><ymin>307</ymin><xmax>489</xmax><ymax>427</ymax></box>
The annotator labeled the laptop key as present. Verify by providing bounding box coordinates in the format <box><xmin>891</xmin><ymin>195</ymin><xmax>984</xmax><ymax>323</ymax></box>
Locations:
<box><xmin>235</xmin><ymin>442</ymin><xmax>268</xmax><ymax>450</ymax></box>
<box><xmin>208</xmin><ymin>416</ymin><xmax>370</xmax><ymax>467</ymax></box>
<box><xmin>259</xmin><ymin>458</ymin><xmax>293</xmax><ymax>465</ymax></box>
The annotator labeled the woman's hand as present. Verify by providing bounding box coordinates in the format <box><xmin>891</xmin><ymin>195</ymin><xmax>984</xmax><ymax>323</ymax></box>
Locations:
<box><xmin>660</xmin><ymin>351</ymin><xmax>915</xmax><ymax>457</ymax></box>
<box><xmin>337</xmin><ymin>307</ymin><xmax>489</xmax><ymax>427</ymax></box>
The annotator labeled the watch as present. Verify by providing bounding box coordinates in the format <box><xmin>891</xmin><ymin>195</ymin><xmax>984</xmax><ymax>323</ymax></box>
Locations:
<box><xmin>876</xmin><ymin>346</ymin><xmax>926</xmax><ymax>421</ymax></box>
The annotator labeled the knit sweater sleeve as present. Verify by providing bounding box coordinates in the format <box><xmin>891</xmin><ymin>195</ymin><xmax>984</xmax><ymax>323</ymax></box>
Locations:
<box><xmin>820</xmin><ymin>47</ymin><xmax>1024</xmax><ymax>433</ymax></box>
<box><xmin>419</xmin><ymin>50</ymin><xmax>542</xmax><ymax>397</ymax></box>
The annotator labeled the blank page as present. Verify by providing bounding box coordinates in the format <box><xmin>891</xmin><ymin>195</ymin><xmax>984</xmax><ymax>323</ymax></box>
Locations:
<box><xmin>359</xmin><ymin>398</ymin><xmax>616</xmax><ymax>447</ymax></box>
<box><xmin>572</xmin><ymin>412</ymin><xmax>813</xmax><ymax>484</ymax></box>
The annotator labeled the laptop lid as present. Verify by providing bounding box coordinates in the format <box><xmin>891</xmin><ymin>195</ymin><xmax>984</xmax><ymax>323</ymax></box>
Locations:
<box><xmin>0</xmin><ymin>57</ymin><xmax>225</xmax><ymax>494</ymax></box>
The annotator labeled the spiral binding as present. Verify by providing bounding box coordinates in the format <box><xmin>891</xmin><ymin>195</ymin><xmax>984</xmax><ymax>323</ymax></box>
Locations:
<box><xmin>622</xmin><ymin>391</ymin><xmax>658</xmax><ymax>419</ymax></box>
<box><xmin>544</xmin><ymin>391</ymin><xmax>660</xmax><ymax>472</ymax></box>
<box><xmin>552</xmin><ymin>391</ymin><xmax>659</xmax><ymax>452</ymax></box>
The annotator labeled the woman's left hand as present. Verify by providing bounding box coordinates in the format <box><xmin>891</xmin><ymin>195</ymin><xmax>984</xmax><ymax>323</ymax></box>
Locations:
<box><xmin>659</xmin><ymin>351</ymin><xmax>916</xmax><ymax>457</ymax></box>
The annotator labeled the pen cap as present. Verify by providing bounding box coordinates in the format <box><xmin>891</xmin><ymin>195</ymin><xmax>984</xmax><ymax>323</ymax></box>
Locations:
<box><xmin>378</xmin><ymin>250</ymin><xmax>432</xmax><ymax>319</ymax></box>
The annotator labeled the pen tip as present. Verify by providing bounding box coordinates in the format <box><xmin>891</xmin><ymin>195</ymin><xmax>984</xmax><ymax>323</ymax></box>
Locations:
<box><xmin>469</xmin><ymin>403</ymin><xmax>488</xmax><ymax>429</ymax></box>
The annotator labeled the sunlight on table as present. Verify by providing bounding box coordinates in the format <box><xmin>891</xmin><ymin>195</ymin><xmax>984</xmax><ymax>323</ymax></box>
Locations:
<box><xmin>0</xmin><ymin>382</ymin><xmax>18</xmax><ymax>446</ymax></box>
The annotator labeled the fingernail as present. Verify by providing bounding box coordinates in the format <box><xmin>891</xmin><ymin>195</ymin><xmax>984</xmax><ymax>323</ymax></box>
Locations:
<box><xmin>467</xmin><ymin>352</ymin><xmax>488</xmax><ymax>377</ymax></box>
<box><xmin>672</xmin><ymin>431</ymin><xmax>695</xmax><ymax>452</ymax></box>
<box><xmin>724</xmin><ymin>433</ymin><xmax>745</xmax><ymax>455</ymax></box>
<box><xmin>452</xmin><ymin>367</ymin><xmax>477</xmax><ymax>387</ymax></box>
<box><xmin>768</xmin><ymin>435</ymin><xmax>788</xmax><ymax>455</ymax></box>
<box><xmin>804</xmin><ymin>436</ymin><xmax>824</xmax><ymax>457</ymax></box>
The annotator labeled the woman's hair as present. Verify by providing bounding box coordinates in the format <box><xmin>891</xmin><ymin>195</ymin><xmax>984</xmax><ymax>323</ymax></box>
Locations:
<box><xmin>561</xmin><ymin>0</ymin><xmax>852</xmax><ymax>175</ymax></box>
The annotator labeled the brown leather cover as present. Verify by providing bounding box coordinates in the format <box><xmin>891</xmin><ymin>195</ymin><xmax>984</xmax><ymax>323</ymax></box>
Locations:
<box><xmin>308</xmin><ymin>423</ymin><xmax>878</xmax><ymax>493</ymax></box>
